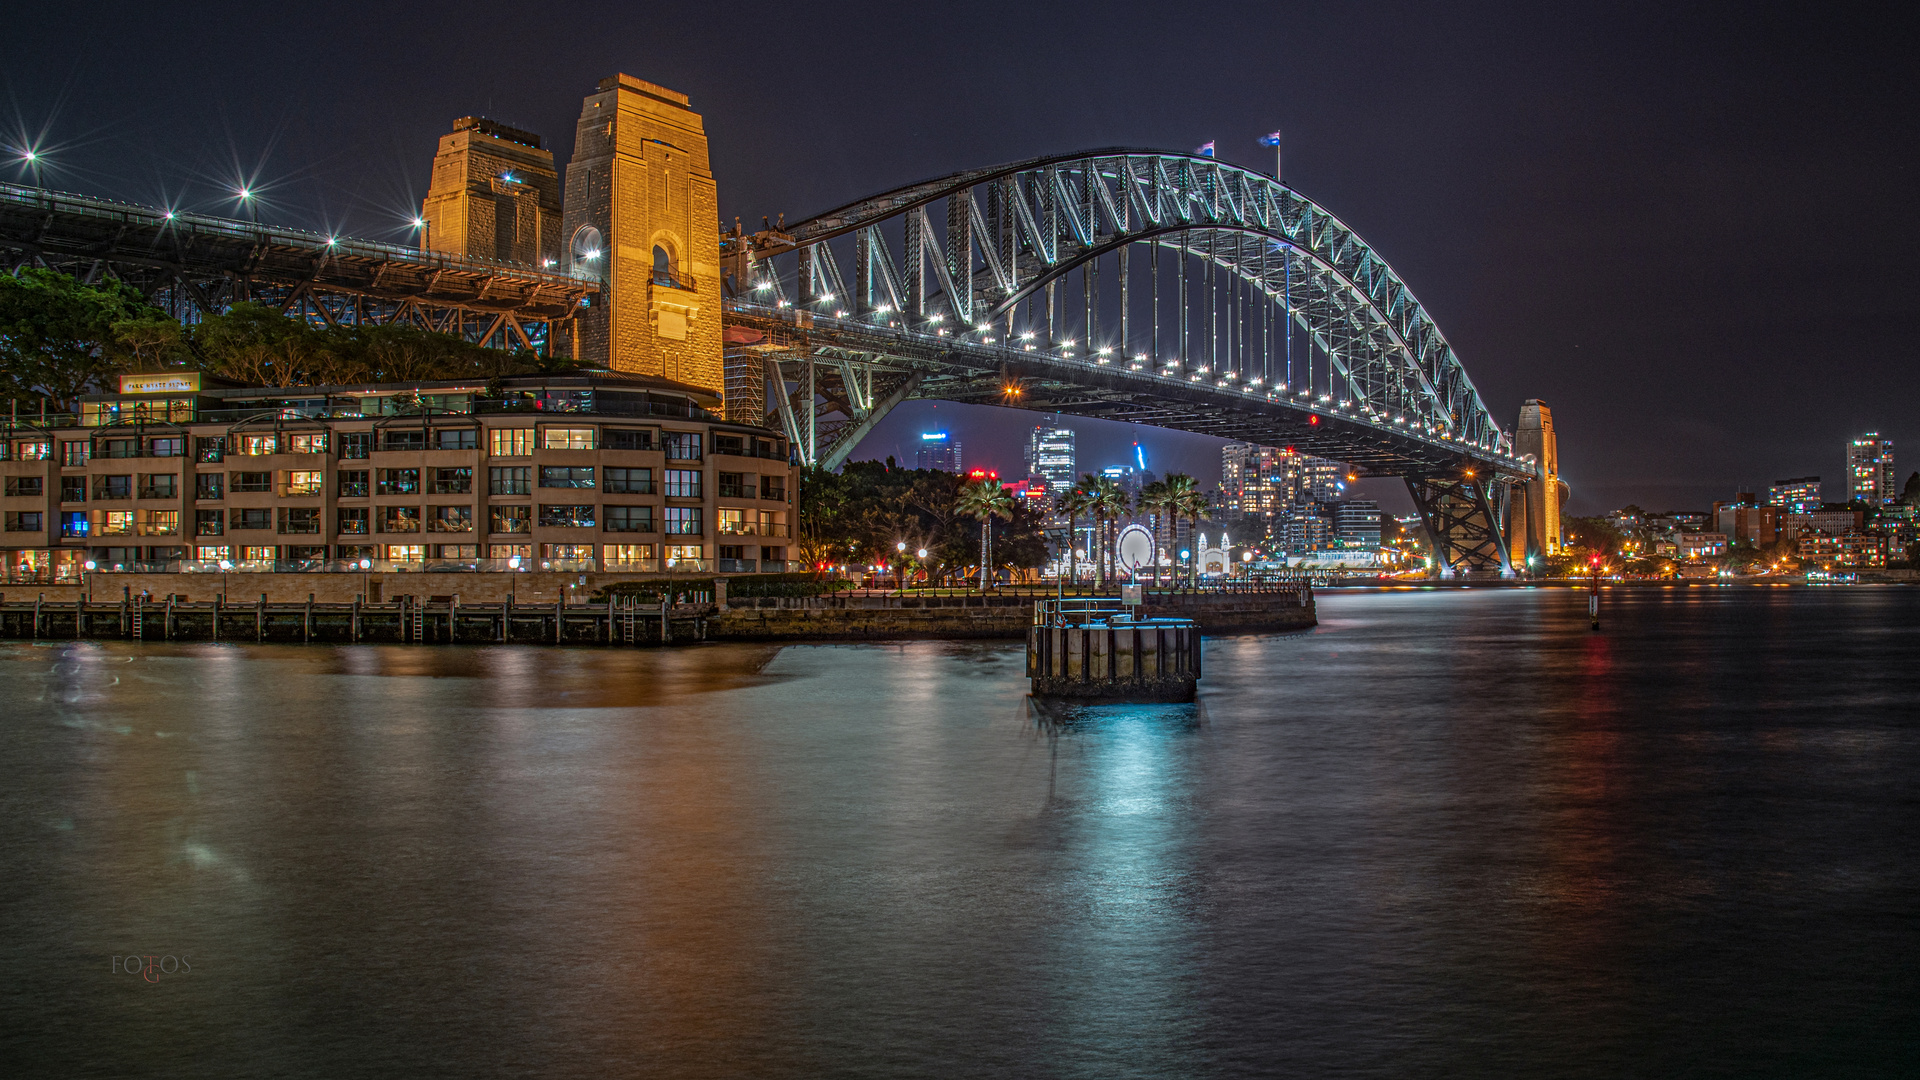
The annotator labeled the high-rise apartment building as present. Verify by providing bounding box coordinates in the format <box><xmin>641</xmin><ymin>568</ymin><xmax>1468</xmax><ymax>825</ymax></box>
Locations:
<box><xmin>1848</xmin><ymin>434</ymin><xmax>1896</xmax><ymax>504</ymax></box>
<box><xmin>1768</xmin><ymin>477</ymin><xmax>1821</xmax><ymax>513</ymax></box>
<box><xmin>1220</xmin><ymin>443</ymin><xmax>1342</xmax><ymax>516</ymax></box>
<box><xmin>1025</xmin><ymin>426</ymin><xmax>1075</xmax><ymax>488</ymax></box>
<box><xmin>915</xmin><ymin>432</ymin><xmax>962</xmax><ymax>473</ymax></box>
<box><xmin>419</xmin><ymin>117</ymin><xmax>563</xmax><ymax>267</ymax></box>
<box><xmin>561</xmin><ymin>74</ymin><xmax>722</xmax><ymax>395</ymax></box>
<box><xmin>1333</xmin><ymin>501</ymin><xmax>1382</xmax><ymax>549</ymax></box>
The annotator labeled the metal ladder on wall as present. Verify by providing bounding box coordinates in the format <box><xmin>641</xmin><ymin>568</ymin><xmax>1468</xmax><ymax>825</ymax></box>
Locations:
<box><xmin>620</xmin><ymin>599</ymin><xmax>639</xmax><ymax>645</ymax></box>
<box><xmin>131</xmin><ymin>598</ymin><xmax>142</xmax><ymax>642</ymax></box>
<box><xmin>409</xmin><ymin>600</ymin><xmax>425</xmax><ymax>643</ymax></box>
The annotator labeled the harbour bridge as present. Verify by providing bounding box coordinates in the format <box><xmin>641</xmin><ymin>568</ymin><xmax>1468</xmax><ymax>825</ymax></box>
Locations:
<box><xmin>1</xmin><ymin>151</ymin><xmax>1534</xmax><ymax>574</ymax></box>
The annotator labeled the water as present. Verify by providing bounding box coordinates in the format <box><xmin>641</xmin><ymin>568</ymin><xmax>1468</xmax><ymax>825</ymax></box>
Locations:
<box><xmin>3</xmin><ymin>587</ymin><xmax>1917</xmax><ymax>1077</ymax></box>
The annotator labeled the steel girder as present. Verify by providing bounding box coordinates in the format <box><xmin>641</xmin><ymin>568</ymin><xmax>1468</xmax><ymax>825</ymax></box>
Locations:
<box><xmin>730</xmin><ymin>149</ymin><xmax>1521</xmax><ymax>470</ymax></box>
<box><xmin>1404</xmin><ymin>475</ymin><xmax>1515</xmax><ymax>576</ymax></box>
<box><xmin>0</xmin><ymin>182</ymin><xmax>597</xmax><ymax>352</ymax></box>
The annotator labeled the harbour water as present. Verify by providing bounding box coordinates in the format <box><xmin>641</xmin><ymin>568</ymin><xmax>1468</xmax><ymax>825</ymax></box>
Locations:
<box><xmin>3</xmin><ymin>587</ymin><xmax>1916</xmax><ymax>1077</ymax></box>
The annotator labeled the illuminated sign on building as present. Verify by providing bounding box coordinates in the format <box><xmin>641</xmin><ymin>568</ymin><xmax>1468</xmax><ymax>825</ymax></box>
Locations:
<box><xmin>118</xmin><ymin>373</ymin><xmax>201</xmax><ymax>394</ymax></box>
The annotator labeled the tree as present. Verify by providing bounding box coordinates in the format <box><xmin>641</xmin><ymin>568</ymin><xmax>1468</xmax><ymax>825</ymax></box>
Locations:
<box><xmin>1161</xmin><ymin>474</ymin><xmax>1210</xmax><ymax>584</ymax></box>
<box><xmin>1056</xmin><ymin>485</ymin><xmax>1093</xmax><ymax>586</ymax></box>
<box><xmin>955</xmin><ymin>478</ymin><xmax>1015</xmax><ymax>590</ymax></box>
<box><xmin>1137</xmin><ymin>479</ymin><xmax>1171</xmax><ymax>584</ymax></box>
<box><xmin>1904</xmin><ymin>471</ymin><xmax>1920</xmax><ymax>506</ymax></box>
<box><xmin>0</xmin><ymin>268</ymin><xmax>154</xmax><ymax>408</ymax></box>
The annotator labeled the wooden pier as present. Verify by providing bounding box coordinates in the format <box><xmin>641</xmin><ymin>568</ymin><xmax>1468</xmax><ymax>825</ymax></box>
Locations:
<box><xmin>1028</xmin><ymin>597</ymin><xmax>1201</xmax><ymax>702</ymax></box>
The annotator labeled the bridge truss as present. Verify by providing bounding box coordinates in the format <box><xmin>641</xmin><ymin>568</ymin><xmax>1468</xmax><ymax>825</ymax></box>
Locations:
<box><xmin>723</xmin><ymin>150</ymin><xmax>1534</xmax><ymax>573</ymax></box>
<box><xmin>0</xmin><ymin>183</ymin><xmax>598</xmax><ymax>353</ymax></box>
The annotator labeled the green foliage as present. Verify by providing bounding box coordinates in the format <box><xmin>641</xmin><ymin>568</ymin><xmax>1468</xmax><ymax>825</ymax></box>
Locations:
<box><xmin>191</xmin><ymin>303</ymin><xmax>546</xmax><ymax>386</ymax></box>
<box><xmin>0</xmin><ymin>268</ymin><xmax>154</xmax><ymax>407</ymax></box>
<box><xmin>798</xmin><ymin>460</ymin><xmax>1048</xmax><ymax>585</ymax></box>
<box><xmin>1564</xmin><ymin>515</ymin><xmax>1624</xmax><ymax>555</ymax></box>
<box><xmin>724</xmin><ymin>573</ymin><xmax>855</xmax><ymax>599</ymax></box>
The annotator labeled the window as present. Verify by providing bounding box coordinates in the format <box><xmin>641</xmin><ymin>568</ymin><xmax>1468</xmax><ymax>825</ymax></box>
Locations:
<box><xmin>434</xmin><ymin>544</ymin><xmax>477</xmax><ymax>560</ymax></box>
<box><xmin>664</xmin><ymin>469</ymin><xmax>702</xmax><ymax>498</ymax></box>
<box><xmin>141</xmin><ymin>510</ymin><xmax>181</xmax><ymax>536</ymax></box>
<box><xmin>62</xmin><ymin>440</ymin><xmax>91</xmax><ymax>466</ymax></box>
<box><xmin>237</xmin><ymin>434</ymin><xmax>278</xmax><ymax>456</ymax></box>
<box><xmin>96</xmin><ymin>475</ymin><xmax>133</xmax><ymax>499</ymax></box>
<box><xmin>713</xmin><ymin>434</ymin><xmax>746</xmax><ymax>456</ymax></box>
<box><xmin>337</xmin><ymin>507</ymin><xmax>368</xmax><ymax>535</ymax></box>
<box><xmin>541</xmin><ymin>427</ymin><xmax>596</xmax><ymax>451</ymax></box>
<box><xmin>4</xmin><ymin>476</ymin><xmax>42</xmax><ymax>497</ymax></box>
<box><xmin>339</xmin><ymin>432</ymin><xmax>371</xmax><ymax>460</ymax></box>
<box><xmin>605</xmin><ymin>467</ymin><xmax>652</xmax><ymax>494</ymax></box>
<box><xmin>489</xmin><ymin>466</ymin><xmax>531</xmax><ymax>495</ymax></box>
<box><xmin>336</xmin><ymin>545</ymin><xmax>375</xmax><ymax>562</ymax></box>
<box><xmin>282</xmin><ymin>470</ymin><xmax>324</xmax><ymax>496</ymax></box>
<box><xmin>488</xmin><ymin>543</ymin><xmax>532</xmax><ymax>560</ymax></box>
<box><xmin>287</xmin><ymin>432</ymin><xmax>328</xmax><ymax>454</ymax></box>
<box><xmin>240</xmin><ymin>546</ymin><xmax>277</xmax><ymax>563</ymax></box>
<box><xmin>538</xmin><ymin>504</ymin><xmax>595</xmax><ymax>528</ymax></box>
<box><xmin>664</xmin><ymin>544</ymin><xmax>702</xmax><ymax>562</ymax></box>
<box><xmin>605</xmin><ymin>506</ymin><xmax>654</xmax><ymax>533</ymax></box>
<box><xmin>663</xmin><ymin>507</ymin><xmax>702</xmax><ymax>535</ymax></box>
<box><xmin>61</xmin><ymin>510</ymin><xmax>90</xmax><ymax>538</ymax></box>
<box><xmin>231</xmin><ymin>471</ymin><xmax>271</xmax><ymax>493</ymax></box>
<box><xmin>139</xmin><ymin>474</ymin><xmax>178</xmax><ymax>499</ymax></box>
<box><xmin>337</xmin><ymin>470</ymin><xmax>368</xmax><ymax>498</ymax></box>
<box><xmin>717</xmin><ymin>508</ymin><xmax>746</xmax><ymax>534</ymax></box>
<box><xmin>101</xmin><ymin>439</ymin><xmax>137</xmax><ymax>459</ymax></box>
<box><xmin>376</xmin><ymin>469</ymin><xmax>420</xmax><ymax>495</ymax></box>
<box><xmin>489</xmin><ymin>505</ymin><xmax>531</xmax><ymax>534</ymax></box>
<box><xmin>653</xmin><ymin>243</ymin><xmax>676</xmax><ymax>286</ymax></box>
<box><xmin>602</xmin><ymin>543</ymin><xmax>655</xmax><ymax>567</ymax></box>
<box><xmin>195</xmin><ymin>509</ymin><xmax>224</xmax><ymax>536</ymax></box>
<box><xmin>663</xmin><ymin>432</ymin><xmax>701</xmax><ymax>460</ymax></box>
<box><xmin>4</xmin><ymin>511</ymin><xmax>43</xmax><ymax>532</ymax></box>
<box><xmin>435</xmin><ymin>428</ymin><xmax>477</xmax><ymax>450</ymax></box>
<box><xmin>432</xmin><ymin>467</ymin><xmax>472</xmax><ymax>494</ymax></box>
<box><xmin>718</xmin><ymin>544</ymin><xmax>746</xmax><ymax>561</ymax></box>
<box><xmin>277</xmin><ymin>507</ymin><xmax>321</xmax><ymax>534</ymax></box>
<box><xmin>14</xmin><ymin>440</ymin><xmax>50</xmax><ymax>461</ymax></box>
<box><xmin>196</xmin><ymin>436</ymin><xmax>225</xmax><ymax>463</ymax></box>
<box><xmin>717</xmin><ymin>472</ymin><xmax>752</xmax><ymax>499</ymax></box>
<box><xmin>60</xmin><ymin>476</ymin><xmax>87</xmax><ymax>503</ymax></box>
<box><xmin>384</xmin><ymin>544</ymin><xmax>425</xmax><ymax>563</ymax></box>
<box><xmin>379</xmin><ymin>506</ymin><xmax>421</xmax><ymax>533</ymax></box>
<box><xmin>539</xmin><ymin>466</ymin><xmax>595</xmax><ymax>488</ymax></box>
<box><xmin>195</xmin><ymin>545</ymin><xmax>231</xmax><ymax>562</ymax></box>
<box><xmin>489</xmin><ymin>428</ymin><xmax>532</xmax><ymax>457</ymax></box>
<box><xmin>429</xmin><ymin>505</ymin><xmax>474</xmax><ymax>533</ymax></box>
<box><xmin>150</xmin><ymin>437</ymin><xmax>184</xmax><ymax>457</ymax></box>
<box><xmin>541</xmin><ymin>543</ymin><xmax>595</xmax><ymax>563</ymax></box>
<box><xmin>760</xmin><ymin>475</ymin><xmax>787</xmax><ymax>501</ymax></box>
<box><xmin>234</xmin><ymin>508</ymin><xmax>272</xmax><ymax>531</ymax></box>
<box><xmin>604</xmin><ymin>428</ymin><xmax>652</xmax><ymax>451</ymax></box>
<box><xmin>195</xmin><ymin>473</ymin><xmax>223</xmax><ymax>500</ymax></box>
<box><xmin>98</xmin><ymin>510</ymin><xmax>135</xmax><ymax>535</ymax></box>
<box><xmin>382</xmin><ymin>430</ymin><xmax>425</xmax><ymax>451</ymax></box>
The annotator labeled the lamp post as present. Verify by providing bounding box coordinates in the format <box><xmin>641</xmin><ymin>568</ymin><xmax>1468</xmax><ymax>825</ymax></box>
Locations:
<box><xmin>895</xmin><ymin>541</ymin><xmax>907</xmax><ymax>593</ymax></box>
<box><xmin>413</xmin><ymin>217</ymin><xmax>431</xmax><ymax>254</ymax></box>
<box><xmin>236</xmin><ymin>188</ymin><xmax>256</xmax><ymax>225</ymax></box>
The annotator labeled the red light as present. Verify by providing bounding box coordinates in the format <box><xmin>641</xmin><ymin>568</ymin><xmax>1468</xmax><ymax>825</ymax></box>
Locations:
<box><xmin>1309</xmin><ymin>416</ymin><xmax>1319</xmax><ymax>425</ymax></box>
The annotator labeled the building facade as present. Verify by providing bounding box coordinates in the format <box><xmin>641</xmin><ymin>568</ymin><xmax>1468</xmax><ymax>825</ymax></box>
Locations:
<box><xmin>1848</xmin><ymin>433</ymin><xmax>1896</xmax><ymax>504</ymax></box>
<box><xmin>1512</xmin><ymin>399</ymin><xmax>1564</xmax><ymax>560</ymax></box>
<box><xmin>915</xmin><ymin>432</ymin><xmax>962</xmax><ymax>473</ymax></box>
<box><xmin>1025</xmin><ymin>426</ymin><xmax>1075</xmax><ymax>488</ymax></box>
<box><xmin>0</xmin><ymin>374</ymin><xmax>796</xmax><ymax>583</ymax></box>
<box><xmin>1768</xmin><ymin>476</ymin><xmax>1821</xmax><ymax>513</ymax></box>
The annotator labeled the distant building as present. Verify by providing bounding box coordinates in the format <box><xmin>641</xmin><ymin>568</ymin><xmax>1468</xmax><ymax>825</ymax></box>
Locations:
<box><xmin>1714</xmin><ymin>493</ymin><xmax>1779</xmax><ymax>546</ymax></box>
<box><xmin>1025</xmin><ymin>426</ymin><xmax>1075</xmax><ymax>488</ymax></box>
<box><xmin>1784</xmin><ymin>507</ymin><xmax>1864</xmax><ymax>541</ymax></box>
<box><xmin>1848</xmin><ymin>434</ymin><xmax>1896</xmax><ymax>504</ymax></box>
<box><xmin>915</xmin><ymin>431</ymin><xmax>962</xmax><ymax>473</ymax></box>
<box><xmin>1679</xmin><ymin>533</ymin><xmax>1729</xmax><ymax>559</ymax></box>
<box><xmin>1220</xmin><ymin>443</ymin><xmax>1344</xmax><ymax>517</ymax></box>
<box><xmin>1333</xmin><ymin>501</ymin><xmax>1381</xmax><ymax>549</ymax></box>
<box><xmin>1799</xmin><ymin>532</ymin><xmax>1884</xmax><ymax>568</ymax></box>
<box><xmin>1769</xmin><ymin>476</ymin><xmax>1821</xmax><ymax>513</ymax></box>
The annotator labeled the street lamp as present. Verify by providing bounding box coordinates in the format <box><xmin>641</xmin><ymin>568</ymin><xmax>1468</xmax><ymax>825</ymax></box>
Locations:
<box><xmin>413</xmin><ymin>216</ymin><xmax>430</xmax><ymax>253</ymax></box>
<box><xmin>236</xmin><ymin>187</ymin><xmax>256</xmax><ymax>224</ymax></box>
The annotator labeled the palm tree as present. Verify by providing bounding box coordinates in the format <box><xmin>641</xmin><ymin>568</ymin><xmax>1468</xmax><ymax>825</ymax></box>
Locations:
<box><xmin>1136</xmin><ymin>479</ymin><xmax>1170</xmax><ymax>585</ymax></box>
<box><xmin>1084</xmin><ymin>475</ymin><xmax>1129</xmax><ymax>587</ymax></box>
<box><xmin>1161</xmin><ymin>474</ymin><xmax>1209</xmax><ymax>585</ymax></box>
<box><xmin>1055</xmin><ymin>485</ymin><xmax>1094</xmax><ymax>588</ymax></box>
<box><xmin>955</xmin><ymin>478</ymin><xmax>1015</xmax><ymax>591</ymax></box>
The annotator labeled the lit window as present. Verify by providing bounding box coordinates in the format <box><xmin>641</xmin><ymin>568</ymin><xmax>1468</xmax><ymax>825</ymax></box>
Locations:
<box><xmin>540</xmin><ymin>427</ymin><xmax>595</xmax><ymax>451</ymax></box>
<box><xmin>283</xmin><ymin>470</ymin><xmax>324</xmax><ymax>496</ymax></box>
<box><xmin>489</xmin><ymin>429</ymin><xmax>533</xmax><ymax>457</ymax></box>
<box><xmin>239</xmin><ymin>434</ymin><xmax>278</xmax><ymax>456</ymax></box>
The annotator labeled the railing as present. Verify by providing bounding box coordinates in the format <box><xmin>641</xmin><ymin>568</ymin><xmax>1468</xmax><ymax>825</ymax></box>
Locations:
<box><xmin>717</xmin><ymin>520</ymin><xmax>789</xmax><ymax>537</ymax></box>
<box><xmin>717</xmin><ymin>558</ymin><xmax>756</xmax><ymax>573</ymax></box>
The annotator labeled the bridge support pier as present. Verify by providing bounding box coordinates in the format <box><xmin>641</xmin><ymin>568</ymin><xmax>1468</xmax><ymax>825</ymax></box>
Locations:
<box><xmin>1406</xmin><ymin>475</ymin><xmax>1515</xmax><ymax>577</ymax></box>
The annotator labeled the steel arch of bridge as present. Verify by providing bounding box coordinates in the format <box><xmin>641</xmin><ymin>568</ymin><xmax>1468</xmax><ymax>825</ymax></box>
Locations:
<box><xmin>725</xmin><ymin>148</ymin><xmax>1531</xmax><ymax>572</ymax></box>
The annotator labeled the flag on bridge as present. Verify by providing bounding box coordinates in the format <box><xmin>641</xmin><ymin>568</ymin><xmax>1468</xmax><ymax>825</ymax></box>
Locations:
<box><xmin>1194</xmin><ymin>141</ymin><xmax>1215</xmax><ymax>157</ymax></box>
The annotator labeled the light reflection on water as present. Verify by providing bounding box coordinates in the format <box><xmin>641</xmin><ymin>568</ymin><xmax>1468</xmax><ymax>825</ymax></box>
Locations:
<box><xmin>2</xmin><ymin>587</ymin><xmax>1917</xmax><ymax>1078</ymax></box>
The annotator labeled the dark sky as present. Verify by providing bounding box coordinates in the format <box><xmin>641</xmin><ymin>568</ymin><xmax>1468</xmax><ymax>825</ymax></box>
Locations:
<box><xmin>9</xmin><ymin>1</ymin><xmax>1915</xmax><ymax>513</ymax></box>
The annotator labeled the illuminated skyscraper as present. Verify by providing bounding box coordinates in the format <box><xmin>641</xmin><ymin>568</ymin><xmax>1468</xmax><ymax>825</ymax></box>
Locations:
<box><xmin>1848</xmin><ymin>434</ymin><xmax>1895</xmax><ymax>504</ymax></box>
<box><xmin>916</xmin><ymin>431</ymin><xmax>962</xmax><ymax>472</ymax></box>
<box><xmin>1220</xmin><ymin>443</ymin><xmax>1343</xmax><ymax>516</ymax></box>
<box><xmin>1025</xmin><ymin>426</ymin><xmax>1075</xmax><ymax>488</ymax></box>
<box><xmin>1768</xmin><ymin>477</ymin><xmax>1821</xmax><ymax>513</ymax></box>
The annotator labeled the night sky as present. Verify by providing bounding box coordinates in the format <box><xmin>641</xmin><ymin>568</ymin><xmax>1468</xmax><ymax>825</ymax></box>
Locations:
<box><xmin>9</xmin><ymin>1</ymin><xmax>1914</xmax><ymax>514</ymax></box>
